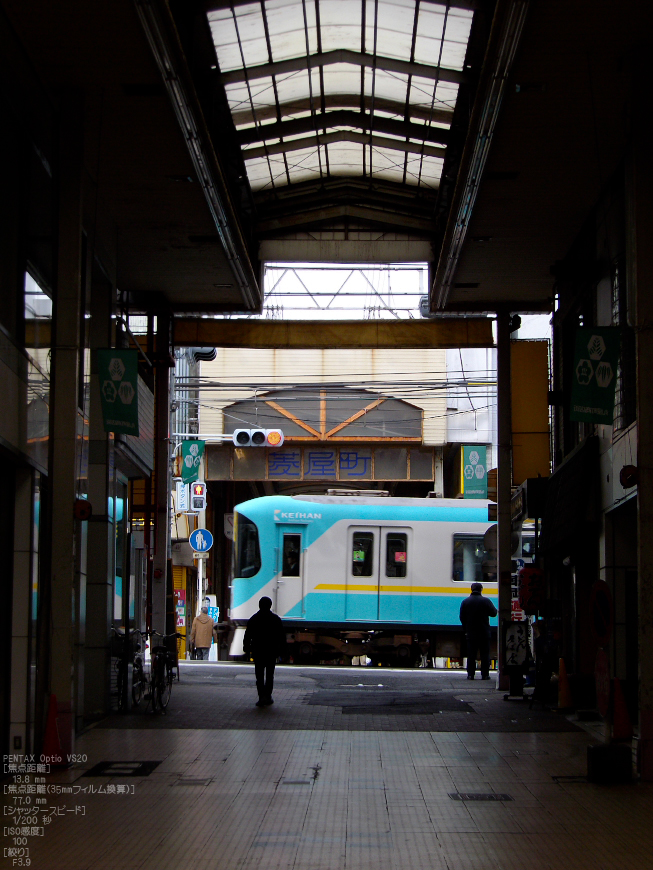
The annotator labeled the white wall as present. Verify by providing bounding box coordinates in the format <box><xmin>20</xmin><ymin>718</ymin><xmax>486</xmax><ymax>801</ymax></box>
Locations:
<box><xmin>446</xmin><ymin>347</ymin><xmax>497</xmax><ymax>463</ymax></box>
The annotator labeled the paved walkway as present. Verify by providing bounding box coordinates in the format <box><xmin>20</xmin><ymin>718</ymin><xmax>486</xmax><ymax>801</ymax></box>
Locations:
<box><xmin>99</xmin><ymin>663</ymin><xmax>584</xmax><ymax>732</ymax></box>
<box><xmin>4</xmin><ymin>665</ymin><xmax>653</xmax><ymax>870</ymax></box>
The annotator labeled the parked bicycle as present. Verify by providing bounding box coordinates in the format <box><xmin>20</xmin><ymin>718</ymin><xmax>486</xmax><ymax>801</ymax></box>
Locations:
<box><xmin>130</xmin><ymin>629</ymin><xmax>150</xmax><ymax>707</ymax></box>
<box><xmin>110</xmin><ymin>625</ymin><xmax>142</xmax><ymax>712</ymax></box>
<box><xmin>149</xmin><ymin>631</ymin><xmax>181</xmax><ymax>713</ymax></box>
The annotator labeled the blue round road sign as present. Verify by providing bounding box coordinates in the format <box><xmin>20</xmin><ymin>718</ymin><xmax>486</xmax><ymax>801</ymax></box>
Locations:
<box><xmin>189</xmin><ymin>528</ymin><xmax>214</xmax><ymax>552</ymax></box>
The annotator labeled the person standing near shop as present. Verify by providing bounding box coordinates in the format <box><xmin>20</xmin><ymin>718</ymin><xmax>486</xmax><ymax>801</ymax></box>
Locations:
<box><xmin>189</xmin><ymin>605</ymin><xmax>217</xmax><ymax>660</ymax></box>
<box><xmin>459</xmin><ymin>582</ymin><xmax>497</xmax><ymax>680</ymax></box>
<box><xmin>244</xmin><ymin>596</ymin><xmax>286</xmax><ymax>706</ymax></box>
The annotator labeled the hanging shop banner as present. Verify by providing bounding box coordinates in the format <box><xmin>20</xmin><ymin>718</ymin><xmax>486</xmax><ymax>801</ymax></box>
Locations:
<box><xmin>181</xmin><ymin>440</ymin><xmax>205</xmax><ymax>484</ymax></box>
<box><xmin>570</xmin><ymin>327</ymin><xmax>620</xmax><ymax>424</ymax></box>
<box><xmin>97</xmin><ymin>349</ymin><xmax>140</xmax><ymax>436</ymax></box>
<box><xmin>462</xmin><ymin>445</ymin><xmax>487</xmax><ymax>498</ymax></box>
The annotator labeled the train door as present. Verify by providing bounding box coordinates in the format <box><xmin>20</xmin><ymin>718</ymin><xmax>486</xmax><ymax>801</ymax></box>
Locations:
<box><xmin>346</xmin><ymin>526</ymin><xmax>412</xmax><ymax>622</ymax></box>
<box><xmin>346</xmin><ymin>527</ymin><xmax>377</xmax><ymax>620</ymax></box>
<box><xmin>276</xmin><ymin>527</ymin><xmax>305</xmax><ymax>618</ymax></box>
<box><xmin>378</xmin><ymin>528</ymin><xmax>412</xmax><ymax>623</ymax></box>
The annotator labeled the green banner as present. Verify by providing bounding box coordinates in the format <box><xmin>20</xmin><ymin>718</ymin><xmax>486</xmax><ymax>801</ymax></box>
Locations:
<box><xmin>462</xmin><ymin>445</ymin><xmax>487</xmax><ymax>498</ymax></box>
<box><xmin>570</xmin><ymin>327</ymin><xmax>620</xmax><ymax>424</ymax></box>
<box><xmin>181</xmin><ymin>440</ymin><xmax>205</xmax><ymax>484</ymax></box>
<box><xmin>97</xmin><ymin>349</ymin><xmax>139</xmax><ymax>436</ymax></box>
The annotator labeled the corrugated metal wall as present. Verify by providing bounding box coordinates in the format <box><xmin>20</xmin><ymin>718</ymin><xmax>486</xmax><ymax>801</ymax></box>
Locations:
<box><xmin>199</xmin><ymin>347</ymin><xmax>448</xmax><ymax>445</ymax></box>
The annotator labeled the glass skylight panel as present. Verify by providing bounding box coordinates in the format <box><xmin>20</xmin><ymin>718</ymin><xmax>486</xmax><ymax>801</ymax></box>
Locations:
<box><xmin>209</xmin><ymin>5</ymin><xmax>269</xmax><ymax>69</ymax></box>
<box><xmin>207</xmin><ymin>9</ymin><xmax>242</xmax><ymax>71</ymax></box>
<box><xmin>244</xmin><ymin>156</ymin><xmax>276</xmax><ymax>190</ymax></box>
<box><xmin>324</xmin><ymin>141</ymin><xmax>364</xmax><ymax>176</ymax></box>
<box><xmin>409</xmin><ymin>154</ymin><xmax>444</xmax><ymax>188</ymax></box>
<box><xmin>320</xmin><ymin>64</ymin><xmax>368</xmax><ymax>99</ymax></box>
<box><xmin>370</xmin><ymin>145</ymin><xmax>409</xmax><ymax>179</ymax></box>
<box><xmin>265</xmin><ymin>0</ymin><xmax>318</xmax><ymax>59</ymax></box>
<box><xmin>415</xmin><ymin>7</ymin><xmax>473</xmax><ymax>70</ymax></box>
<box><xmin>318</xmin><ymin>0</ymin><xmax>365</xmax><ymax>52</ymax></box>
<box><xmin>362</xmin><ymin>69</ymin><xmax>411</xmax><ymax>105</ymax></box>
<box><xmin>225</xmin><ymin>79</ymin><xmax>278</xmax><ymax>116</ymax></box>
<box><xmin>374</xmin><ymin>1</ymin><xmax>418</xmax><ymax>61</ymax></box>
<box><xmin>207</xmin><ymin>0</ymin><xmax>473</xmax><ymax>192</ymax></box>
<box><xmin>409</xmin><ymin>77</ymin><xmax>459</xmax><ymax>114</ymax></box>
<box><xmin>274</xmin><ymin>69</ymin><xmax>319</xmax><ymax>105</ymax></box>
<box><xmin>285</xmin><ymin>145</ymin><xmax>325</xmax><ymax>184</ymax></box>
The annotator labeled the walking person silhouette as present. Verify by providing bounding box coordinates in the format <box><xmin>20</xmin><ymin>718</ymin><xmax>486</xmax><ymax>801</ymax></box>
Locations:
<box><xmin>459</xmin><ymin>582</ymin><xmax>497</xmax><ymax>680</ymax></box>
<box><xmin>244</xmin><ymin>596</ymin><xmax>286</xmax><ymax>706</ymax></box>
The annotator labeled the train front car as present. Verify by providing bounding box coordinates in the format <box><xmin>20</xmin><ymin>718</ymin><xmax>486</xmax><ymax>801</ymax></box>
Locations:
<box><xmin>229</xmin><ymin>494</ymin><xmax>498</xmax><ymax>666</ymax></box>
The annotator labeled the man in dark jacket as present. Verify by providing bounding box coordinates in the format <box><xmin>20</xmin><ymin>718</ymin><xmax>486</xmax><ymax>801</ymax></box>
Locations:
<box><xmin>243</xmin><ymin>596</ymin><xmax>285</xmax><ymax>706</ymax></box>
<box><xmin>459</xmin><ymin>582</ymin><xmax>497</xmax><ymax>680</ymax></box>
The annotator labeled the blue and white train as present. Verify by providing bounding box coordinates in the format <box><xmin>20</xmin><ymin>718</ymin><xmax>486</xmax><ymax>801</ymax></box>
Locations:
<box><xmin>229</xmin><ymin>494</ymin><xmax>498</xmax><ymax>665</ymax></box>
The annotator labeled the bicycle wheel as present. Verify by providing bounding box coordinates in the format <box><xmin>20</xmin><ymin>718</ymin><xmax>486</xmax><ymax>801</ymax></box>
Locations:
<box><xmin>149</xmin><ymin>672</ymin><xmax>158</xmax><ymax>711</ymax></box>
<box><xmin>132</xmin><ymin>664</ymin><xmax>143</xmax><ymax>706</ymax></box>
<box><xmin>156</xmin><ymin>665</ymin><xmax>173</xmax><ymax>710</ymax></box>
<box><xmin>115</xmin><ymin>662</ymin><xmax>126</xmax><ymax>711</ymax></box>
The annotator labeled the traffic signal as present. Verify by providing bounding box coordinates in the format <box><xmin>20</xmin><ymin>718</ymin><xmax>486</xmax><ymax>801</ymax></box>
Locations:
<box><xmin>191</xmin><ymin>481</ymin><xmax>206</xmax><ymax>511</ymax></box>
<box><xmin>232</xmin><ymin>428</ymin><xmax>284</xmax><ymax>447</ymax></box>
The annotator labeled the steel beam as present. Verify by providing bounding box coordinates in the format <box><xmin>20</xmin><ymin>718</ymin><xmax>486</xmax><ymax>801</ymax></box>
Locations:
<box><xmin>256</xmin><ymin>203</ymin><xmax>435</xmax><ymax>234</ymax></box>
<box><xmin>237</xmin><ymin>108</ymin><xmax>449</xmax><ymax>148</ymax></box>
<box><xmin>207</xmin><ymin>0</ymin><xmax>480</xmax><ymax>11</ymax></box>
<box><xmin>243</xmin><ymin>130</ymin><xmax>446</xmax><ymax>161</ymax></box>
<box><xmin>220</xmin><ymin>48</ymin><xmax>466</xmax><ymax>87</ymax></box>
<box><xmin>174</xmin><ymin>318</ymin><xmax>494</xmax><ymax>348</ymax></box>
<box><xmin>231</xmin><ymin>93</ymin><xmax>453</xmax><ymax>128</ymax></box>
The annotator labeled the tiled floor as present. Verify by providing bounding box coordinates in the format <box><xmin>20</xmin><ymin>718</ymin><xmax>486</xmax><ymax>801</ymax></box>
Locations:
<box><xmin>4</xmin><ymin>666</ymin><xmax>653</xmax><ymax>869</ymax></box>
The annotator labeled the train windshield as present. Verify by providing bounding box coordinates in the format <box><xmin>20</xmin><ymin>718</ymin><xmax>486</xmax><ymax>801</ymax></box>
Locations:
<box><xmin>452</xmin><ymin>534</ymin><xmax>486</xmax><ymax>583</ymax></box>
<box><xmin>234</xmin><ymin>513</ymin><xmax>261</xmax><ymax>578</ymax></box>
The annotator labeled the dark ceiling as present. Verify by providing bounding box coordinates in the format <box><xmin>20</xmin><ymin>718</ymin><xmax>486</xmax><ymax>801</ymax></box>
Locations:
<box><xmin>4</xmin><ymin>0</ymin><xmax>650</xmax><ymax>319</ymax></box>
<box><xmin>3</xmin><ymin>0</ymin><xmax>261</xmax><ymax>312</ymax></box>
<box><xmin>437</xmin><ymin>0</ymin><xmax>653</xmax><ymax>313</ymax></box>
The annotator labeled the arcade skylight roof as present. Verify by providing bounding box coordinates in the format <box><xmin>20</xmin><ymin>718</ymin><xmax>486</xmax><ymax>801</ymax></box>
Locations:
<box><xmin>207</xmin><ymin>0</ymin><xmax>474</xmax><ymax>193</ymax></box>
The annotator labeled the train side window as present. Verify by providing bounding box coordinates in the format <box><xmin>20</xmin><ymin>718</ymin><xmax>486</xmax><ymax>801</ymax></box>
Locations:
<box><xmin>385</xmin><ymin>533</ymin><xmax>407</xmax><ymax>578</ymax></box>
<box><xmin>352</xmin><ymin>532</ymin><xmax>374</xmax><ymax>577</ymax></box>
<box><xmin>452</xmin><ymin>534</ymin><xmax>485</xmax><ymax>583</ymax></box>
<box><xmin>235</xmin><ymin>514</ymin><xmax>261</xmax><ymax>578</ymax></box>
<box><xmin>282</xmin><ymin>534</ymin><xmax>301</xmax><ymax>576</ymax></box>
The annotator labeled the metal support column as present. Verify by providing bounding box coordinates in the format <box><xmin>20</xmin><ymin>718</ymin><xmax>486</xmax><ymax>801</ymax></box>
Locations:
<box><xmin>47</xmin><ymin>93</ymin><xmax>84</xmax><ymax>756</ymax></box>
<box><xmin>630</xmin><ymin>87</ymin><xmax>653</xmax><ymax>779</ymax></box>
<box><xmin>496</xmin><ymin>311</ymin><xmax>513</xmax><ymax>690</ymax></box>
<box><xmin>151</xmin><ymin>310</ymin><xmax>172</xmax><ymax>636</ymax></box>
<box><xmin>84</xmin><ymin>270</ymin><xmax>115</xmax><ymax>719</ymax></box>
